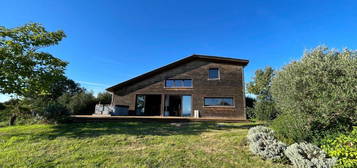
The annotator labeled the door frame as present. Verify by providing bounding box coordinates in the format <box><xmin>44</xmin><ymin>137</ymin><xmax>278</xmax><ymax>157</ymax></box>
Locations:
<box><xmin>163</xmin><ymin>94</ymin><xmax>192</xmax><ymax>117</ymax></box>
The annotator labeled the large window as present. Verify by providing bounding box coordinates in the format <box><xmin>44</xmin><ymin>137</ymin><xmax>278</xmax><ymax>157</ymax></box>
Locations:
<box><xmin>208</xmin><ymin>68</ymin><xmax>219</xmax><ymax>79</ymax></box>
<box><xmin>165</xmin><ymin>79</ymin><xmax>192</xmax><ymax>88</ymax></box>
<box><xmin>204</xmin><ymin>97</ymin><xmax>234</xmax><ymax>106</ymax></box>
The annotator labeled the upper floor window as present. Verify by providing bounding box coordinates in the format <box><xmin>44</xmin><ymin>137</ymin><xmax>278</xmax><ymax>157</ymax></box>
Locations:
<box><xmin>165</xmin><ymin>79</ymin><xmax>192</xmax><ymax>88</ymax></box>
<box><xmin>204</xmin><ymin>97</ymin><xmax>234</xmax><ymax>106</ymax></box>
<box><xmin>208</xmin><ymin>68</ymin><xmax>219</xmax><ymax>79</ymax></box>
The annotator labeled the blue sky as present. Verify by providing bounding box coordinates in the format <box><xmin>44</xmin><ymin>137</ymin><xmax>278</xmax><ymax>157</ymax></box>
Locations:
<box><xmin>1</xmin><ymin>0</ymin><xmax>357</xmax><ymax>102</ymax></box>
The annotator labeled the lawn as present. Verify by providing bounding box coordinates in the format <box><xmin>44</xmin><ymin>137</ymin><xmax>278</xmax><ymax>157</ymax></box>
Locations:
<box><xmin>0</xmin><ymin>122</ymin><xmax>288</xmax><ymax>168</ymax></box>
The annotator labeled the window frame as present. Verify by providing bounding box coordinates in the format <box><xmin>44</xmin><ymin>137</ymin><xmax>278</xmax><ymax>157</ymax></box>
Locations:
<box><xmin>164</xmin><ymin>79</ymin><xmax>193</xmax><ymax>88</ymax></box>
<box><xmin>208</xmin><ymin>68</ymin><xmax>220</xmax><ymax>80</ymax></box>
<box><xmin>203</xmin><ymin>97</ymin><xmax>235</xmax><ymax>107</ymax></box>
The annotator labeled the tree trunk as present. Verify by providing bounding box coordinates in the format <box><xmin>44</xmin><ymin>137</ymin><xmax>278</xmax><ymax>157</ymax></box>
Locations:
<box><xmin>9</xmin><ymin>114</ymin><xmax>17</xmax><ymax>126</ymax></box>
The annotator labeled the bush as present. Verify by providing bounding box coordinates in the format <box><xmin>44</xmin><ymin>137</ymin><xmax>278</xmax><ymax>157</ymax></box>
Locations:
<box><xmin>253</xmin><ymin>101</ymin><xmax>278</xmax><ymax>121</ymax></box>
<box><xmin>271</xmin><ymin>113</ymin><xmax>311</xmax><ymax>144</ymax></box>
<box><xmin>58</xmin><ymin>92</ymin><xmax>96</xmax><ymax>115</ymax></box>
<box><xmin>246</xmin><ymin>107</ymin><xmax>255</xmax><ymax>120</ymax></box>
<box><xmin>40</xmin><ymin>102</ymin><xmax>70</xmax><ymax>123</ymax></box>
<box><xmin>245</xmin><ymin>97</ymin><xmax>256</xmax><ymax>119</ymax></box>
<box><xmin>271</xmin><ymin>46</ymin><xmax>357</xmax><ymax>140</ymax></box>
<box><xmin>247</xmin><ymin>126</ymin><xmax>287</xmax><ymax>161</ymax></box>
<box><xmin>285</xmin><ymin>142</ymin><xmax>337</xmax><ymax>168</ymax></box>
<box><xmin>321</xmin><ymin>127</ymin><xmax>357</xmax><ymax>168</ymax></box>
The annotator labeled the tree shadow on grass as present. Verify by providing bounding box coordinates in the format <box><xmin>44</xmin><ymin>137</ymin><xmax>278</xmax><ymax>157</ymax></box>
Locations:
<box><xmin>48</xmin><ymin>122</ymin><xmax>259</xmax><ymax>139</ymax></box>
<box><xmin>2</xmin><ymin>122</ymin><xmax>260</xmax><ymax>141</ymax></box>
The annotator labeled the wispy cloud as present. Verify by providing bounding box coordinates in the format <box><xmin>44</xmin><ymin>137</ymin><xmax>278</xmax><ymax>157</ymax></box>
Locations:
<box><xmin>77</xmin><ymin>81</ymin><xmax>110</xmax><ymax>87</ymax></box>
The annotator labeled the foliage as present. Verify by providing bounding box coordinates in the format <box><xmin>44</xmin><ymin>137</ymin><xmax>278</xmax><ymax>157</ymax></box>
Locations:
<box><xmin>285</xmin><ymin>142</ymin><xmax>336</xmax><ymax>168</ymax></box>
<box><xmin>45</xmin><ymin>76</ymin><xmax>83</xmax><ymax>100</ymax></box>
<box><xmin>0</xmin><ymin>23</ymin><xmax>67</xmax><ymax>97</ymax></box>
<box><xmin>253</xmin><ymin>100</ymin><xmax>278</xmax><ymax>121</ymax></box>
<box><xmin>246</xmin><ymin>107</ymin><xmax>255</xmax><ymax>119</ymax></box>
<box><xmin>271</xmin><ymin>46</ymin><xmax>357</xmax><ymax>140</ymax></box>
<box><xmin>58</xmin><ymin>91</ymin><xmax>96</xmax><ymax>115</ymax></box>
<box><xmin>245</xmin><ymin>96</ymin><xmax>256</xmax><ymax>108</ymax></box>
<box><xmin>247</xmin><ymin>67</ymin><xmax>275</xmax><ymax>101</ymax></box>
<box><xmin>271</xmin><ymin>113</ymin><xmax>311</xmax><ymax>144</ymax></box>
<box><xmin>320</xmin><ymin>127</ymin><xmax>357</xmax><ymax>168</ymax></box>
<box><xmin>247</xmin><ymin>67</ymin><xmax>278</xmax><ymax>121</ymax></box>
<box><xmin>0</xmin><ymin>103</ymin><xmax>5</xmax><ymax>110</ymax></box>
<box><xmin>0</xmin><ymin>23</ymin><xmax>67</xmax><ymax>125</ymax></box>
<box><xmin>245</xmin><ymin>97</ymin><xmax>256</xmax><ymax>119</ymax></box>
<box><xmin>40</xmin><ymin>102</ymin><xmax>70</xmax><ymax>123</ymax></box>
<box><xmin>0</xmin><ymin>122</ymin><xmax>287</xmax><ymax>168</ymax></box>
<box><xmin>0</xmin><ymin>99</ymin><xmax>19</xmax><ymax>122</ymax></box>
<box><xmin>96</xmin><ymin>92</ymin><xmax>112</xmax><ymax>104</ymax></box>
<box><xmin>22</xmin><ymin>98</ymin><xmax>70</xmax><ymax>124</ymax></box>
<box><xmin>247</xmin><ymin>126</ymin><xmax>287</xmax><ymax>161</ymax></box>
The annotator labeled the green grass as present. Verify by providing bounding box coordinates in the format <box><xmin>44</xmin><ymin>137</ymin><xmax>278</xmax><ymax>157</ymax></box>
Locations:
<box><xmin>0</xmin><ymin>122</ymin><xmax>288</xmax><ymax>168</ymax></box>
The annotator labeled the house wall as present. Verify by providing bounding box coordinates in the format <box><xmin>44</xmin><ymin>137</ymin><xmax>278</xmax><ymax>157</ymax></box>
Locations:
<box><xmin>111</xmin><ymin>60</ymin><xmax>246</xmax><ymax>119</ymax></box>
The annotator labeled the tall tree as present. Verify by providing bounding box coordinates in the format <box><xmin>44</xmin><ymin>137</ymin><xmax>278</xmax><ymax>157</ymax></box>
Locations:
<box><xmin>246</xmin><ymin>66</ymin><xmax>277</xmax><ymax>120</ymax></box>
<box><xmin>0</xmin><ymin>23</ymin><xmax>67</xmax><ymax>125</ymax></box>
<box><xmin>247</xmin><ymin>67</ymin><xmax>274</xmax><ymax>101</ymax></box>
<box><xmin>46</xmin><ymin>76</ymin><xmax>83</xmax><ymax>100</ymax></box>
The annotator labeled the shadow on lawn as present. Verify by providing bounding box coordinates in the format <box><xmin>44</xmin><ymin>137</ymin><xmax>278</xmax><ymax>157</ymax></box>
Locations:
<box><xmin>41</xmin><ymin>122</ymin><xmax>259</xmax><ymax>140</ymax></box>
<box><xmin>2</xmin><ymin>122</ymin><xmax>259</xmax><ymax>141</ymax></box>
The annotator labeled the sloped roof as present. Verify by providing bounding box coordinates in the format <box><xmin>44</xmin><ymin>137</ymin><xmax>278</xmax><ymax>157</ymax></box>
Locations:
<box><xmin>106</xmin><ymin>54</ymin><xmax>249</xmax><ymax>92</ymax></box>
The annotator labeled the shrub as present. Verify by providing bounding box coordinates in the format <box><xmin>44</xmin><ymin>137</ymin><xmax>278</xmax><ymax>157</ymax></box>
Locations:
<box><xmin>271</xmin><ymin>113</ymin><xmax>311</xmax><ymax>144</ymax></box>
<box><xmin>58</xmin><ymin>92</ymin><xmax>96</xmax><ymax>115</ymax></box>
<box><xmin>247</xmin><ymin>126</ymin><xmax>287</xmax><ymax>161</ymax></box>
<box><xmin>285</xmin><ymin>142</ymin><xmax>337</xmax><ymax>168</ymax></box>
<box><xmin>245</xmin><ymin>97</ymin><xmax>256</xmax><ymax>119</ymax></box>
<box><xmin>246</xmin><ymin>107</ymin><xmax>255</xmax><ymax>119</ymax></box>
<box><xmin>321</xmin><ymin>127</ymin><xmax>357</xmax><ymax>168</ymax></box>
<box><xmin>271</xmin><ymin>46</ymin><xmax>357</xmax><ymax>140</ymax></box>
<box><xmin>247</xmin><ymin>126</ymin><xmax>274</xmax><ymax>138</ymax></box>
<box><xmin>40</xmin><ymin>102</ymin><xmax>70</xmax><ymax>123</ymax></box>
<box><xmin>253</xmin><ymin>100</ymin><xmax>278</xmax><ymax>121</ymax></box>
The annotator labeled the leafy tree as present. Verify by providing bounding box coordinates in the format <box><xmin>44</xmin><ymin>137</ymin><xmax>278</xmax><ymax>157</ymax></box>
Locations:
<box><xmin>271</xmin><ymin>46</ymin><xmax>357</xmax><ymax>141</ymax></box>
<box><xmin>96</xmin><ymin>92</ymin><xmax>112</xmax><ymax>104</ymax></box>
<box><xmin>58</xmin><ymin>91</ymin><xmax>97</xmax><ymax>115</ymax></box>
<box><xmin>247</xmin><ymin>67</ymin><xmax>278</xmax><ymax>120</ymax></box>
<box><xmin>46</xmin><ymin>76</ymin><xmax>83</xmax><ymax>100</ymax></box>
<box><xmin>0</xmin><ymin>23</ymin><xmax>67</xmax><ymax>125</ymax></box>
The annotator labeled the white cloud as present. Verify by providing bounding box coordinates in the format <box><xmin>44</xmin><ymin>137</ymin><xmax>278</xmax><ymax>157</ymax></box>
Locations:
<box><xmin>77</xmin><ymin>81</ymin><xmax>110</xmax><ymax>87</ymax></box>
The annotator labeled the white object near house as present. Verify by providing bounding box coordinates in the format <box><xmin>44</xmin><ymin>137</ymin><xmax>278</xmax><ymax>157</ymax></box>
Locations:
<box><xmin>94</xmin><ymin>104</ymin><xmax>129</xmax><ymax>116</ymax></box>
<box><xmin>194</xmin><ymin>110</ymin><xmax>199</xmax><ymax>118</ymax></box>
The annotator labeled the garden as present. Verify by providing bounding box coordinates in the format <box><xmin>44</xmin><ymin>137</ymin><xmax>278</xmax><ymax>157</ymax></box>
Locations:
<box><xmin>245</xmin><ymin>47</ymin><xmax>357</xmax><ymax>168</ymax></box>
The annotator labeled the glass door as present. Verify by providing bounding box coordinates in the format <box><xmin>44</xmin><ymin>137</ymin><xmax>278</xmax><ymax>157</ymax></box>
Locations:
<box><xmin>182</xmin><ymin>95</ymin><xmax>192</xmax><ymax>117</ymax></box>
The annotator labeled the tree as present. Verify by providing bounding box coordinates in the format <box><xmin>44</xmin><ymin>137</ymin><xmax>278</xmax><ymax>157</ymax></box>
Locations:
<box><xmin>0</xmin><ymin>23</ymin><xmax>67</xmax><ymax>125</ymax></box>
<box><xmin>46</xmin><ymin>76</ymin><xmax>83</xmax><ymax>100</ymax></box>
<box><xmin>246</xmin><ymin>67</ymin><xmax>278</xmax><ymax>120</ymax></box>
<box><xmin>58</xmin><ymin>91</ymin><xmax>97</xmax><ymax>115</ymax></box>
<box><xmin>271</xmin><ymin>46</ymin><xmax>357</xmax><ymax>141</ymax></box>
<box><xmin>96</xmin><ymin>92</ymin><xmax>112</xmax><ymax>104</ymax></box>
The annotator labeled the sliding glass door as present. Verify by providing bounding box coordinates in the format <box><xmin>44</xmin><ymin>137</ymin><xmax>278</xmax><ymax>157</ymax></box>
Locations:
<box><xmin>182</xmin><ymin>95</ymin><xmax>192</xmax><ymax>117</ymax></box>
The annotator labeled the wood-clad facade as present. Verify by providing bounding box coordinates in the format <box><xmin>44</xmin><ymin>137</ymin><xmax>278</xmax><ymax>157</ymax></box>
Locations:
<box><xmin>106</xmin><ymin>55</ymin><xmax>249</xmax><ymax>119</ymax></box>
